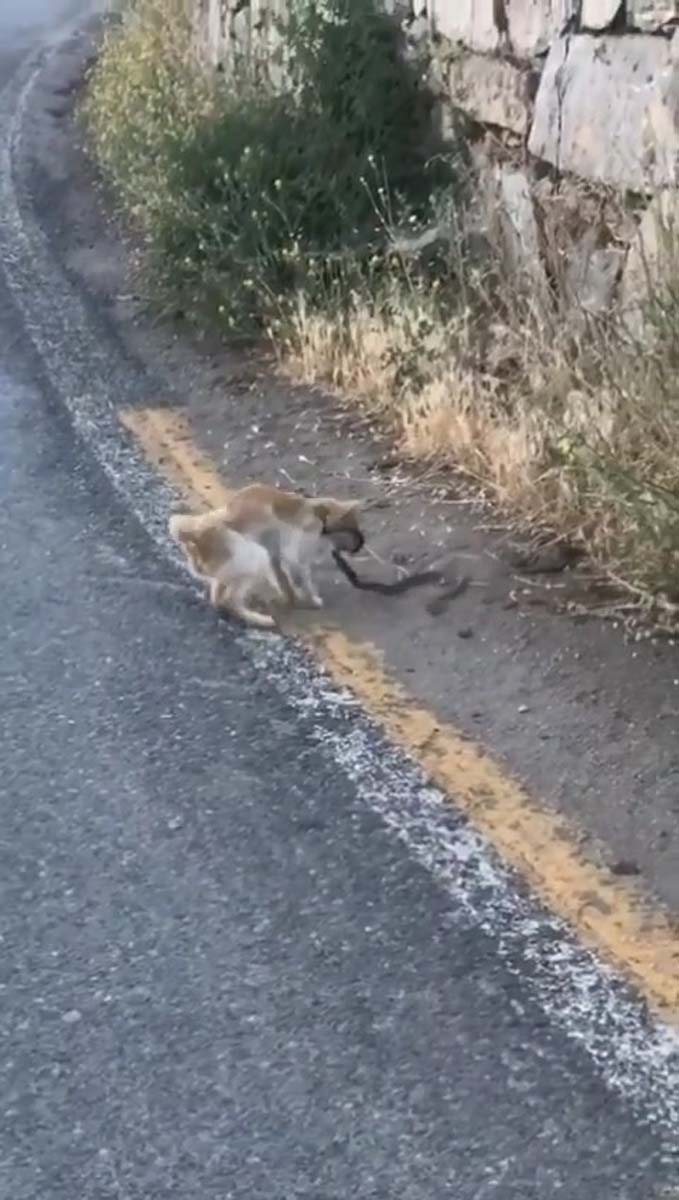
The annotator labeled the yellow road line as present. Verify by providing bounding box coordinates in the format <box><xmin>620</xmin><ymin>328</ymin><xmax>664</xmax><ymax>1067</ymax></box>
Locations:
<box><xmin>121</xmin><ymin>405</ymin><xmax>679</xmax><ymax>1021</ymax></box>
<box><xmin>120</xmin><ymin>407</ymin><xmax>231</xmax><ymax>509</ymax></box>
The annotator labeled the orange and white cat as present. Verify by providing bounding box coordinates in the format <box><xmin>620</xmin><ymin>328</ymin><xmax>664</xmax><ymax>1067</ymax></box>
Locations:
<box><xmin>169</xmin><ymin>483</ymin><xmax>364</xmax><ymax>629</ymax></box>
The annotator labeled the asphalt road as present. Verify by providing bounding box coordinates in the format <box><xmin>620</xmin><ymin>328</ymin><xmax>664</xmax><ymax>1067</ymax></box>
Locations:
<box><xmin>0</xmin><ymin>6</ymin><xmax>676</xmax><ymax>1199</ymax></box>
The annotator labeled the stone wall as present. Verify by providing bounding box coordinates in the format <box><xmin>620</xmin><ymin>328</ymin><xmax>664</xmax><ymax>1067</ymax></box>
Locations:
<box><xmin>193</xmin><ymin>0</ymin><xmax>679</xmax><ymax>316</ymax></box>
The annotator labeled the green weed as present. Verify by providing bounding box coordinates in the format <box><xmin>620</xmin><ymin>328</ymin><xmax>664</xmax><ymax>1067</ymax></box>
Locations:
<box><xmin>84</xmin><ymin>0</ymin><xmax>455</xmax><ymax>330</ymax></box>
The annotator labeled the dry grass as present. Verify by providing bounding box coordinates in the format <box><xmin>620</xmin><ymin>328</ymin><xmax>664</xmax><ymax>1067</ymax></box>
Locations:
<box><xmin>279</xmin><ymin>236</ymin><xmax>679</xmax><ymax>611</ymax></box>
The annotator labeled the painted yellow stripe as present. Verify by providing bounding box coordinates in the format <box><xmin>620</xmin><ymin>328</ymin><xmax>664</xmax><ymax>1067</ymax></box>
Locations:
<box><xmin>120</xmin><ymin>408</ymin><xmax>231</xmax><ymax>509</ymax></box>
<box><xmin>121</xmin><ymin>405</ymin><xmax>679</xmax><ymax>1020</ymax></box>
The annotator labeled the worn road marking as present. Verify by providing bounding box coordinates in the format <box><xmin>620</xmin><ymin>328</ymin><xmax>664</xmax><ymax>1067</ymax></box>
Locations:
<box><xmin>120</xmin><ymin>405</ymin><xmax>679</xmax><ymax>1021</ymax></box>
<box><xmin>121</xmin><ymin>407</ymin><xmax>230</xmax><ymax>509</ymax></box>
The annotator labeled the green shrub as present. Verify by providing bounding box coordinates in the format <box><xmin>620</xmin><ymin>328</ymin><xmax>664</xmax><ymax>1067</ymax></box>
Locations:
<box><xmin>84</xmin><ymin>0</ymin><xmax>456</xmax><ymax>331</ymax></box>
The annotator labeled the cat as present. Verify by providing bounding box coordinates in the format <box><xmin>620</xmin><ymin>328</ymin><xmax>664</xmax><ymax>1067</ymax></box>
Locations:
<box><xmin>169</xmin><ymin>483</ymin><xmax>364</xmax><ymax>629</ymax></box>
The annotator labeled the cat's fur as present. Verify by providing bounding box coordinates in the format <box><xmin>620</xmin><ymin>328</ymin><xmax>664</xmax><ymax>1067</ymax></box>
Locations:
<box><xmin>169</xmin><ymin>483</ymin><xmax>364</xmax><ymax>629</ymax></box>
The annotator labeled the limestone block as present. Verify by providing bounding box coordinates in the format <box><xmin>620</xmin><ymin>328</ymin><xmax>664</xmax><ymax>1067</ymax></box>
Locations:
<box><xmin>579</xmin><ymin>0</ymin><xmax>623</xmax><ymax>30</ymax></box>
<box><xmin>212</xmin><ymin>0</ymin><xmax>228</xmax><ymax>66</ymax></box>
<box><xmin>196</xmin><ymin>0</ymin><xmax>226</xmax><ymax>66</ymax></box>
<box><xmin>564</xmin><ymin>232</ymin><xmax>624</xmax><ymax>314</ymax></box>
<box><xmin>429</xmin><ymin>0</ymin><xmax>499</xmax><ymax>52</ymax></box>
<box><xmin>472</xmin><ymin>160</ymin><xmax>551</xmax><ymax>307</ymax></box>
<box><xmin>506</xmin><ymin>0</ymin><xmax>578</xmax><ymax>58</ymax></box>
<box><xmin>495</xmin><ymin>168</ymin><xmax>550</xmax><ymax>301</ymax></box>
<box><xmin>628</xmin><ymin>0</ymin><xmax>679</xmax><ymax>30</ymax></box>
<box><xmin>621</xmin><ymin>191</ymin><xmax>679</xmax><ymax>330</ymax></box>
<box><xmin>528</xmin><ymin>33</ymin><xmax>679</xmax><ymax>192</ymax></box>
<box><xmin>230</xmin><ymin>4</ymin><xmax>252</xmax><ymax>60</ymax></box>
<box><xmin>448</xmin><ymin>53</ymin><xmax>530</xmax><ymax>136</ymax></box>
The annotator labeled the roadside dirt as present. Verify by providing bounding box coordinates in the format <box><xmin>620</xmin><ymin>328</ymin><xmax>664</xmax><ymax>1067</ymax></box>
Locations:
<box><xmin>27</xmin><ymin>26</ymin><xmax>679</xmax><ymax>912</ymax></box>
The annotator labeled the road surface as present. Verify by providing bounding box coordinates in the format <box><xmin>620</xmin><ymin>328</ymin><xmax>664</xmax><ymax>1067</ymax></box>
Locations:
<box><xmin>0</xmin><ymin>3</ymin><xmax>675</xmax><ymax>1197</ymax></box>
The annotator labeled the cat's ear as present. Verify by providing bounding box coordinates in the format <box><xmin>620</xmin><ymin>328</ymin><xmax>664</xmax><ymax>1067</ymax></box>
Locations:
<box><xmin>312</xmin><ymin>496</ymin><xmax>364</xmax><ymax>524</ymax></box>
<box><xmin>326</xmin><ymin>497</ymin><xmax>365</xmax><ymax>516</ymax></box>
